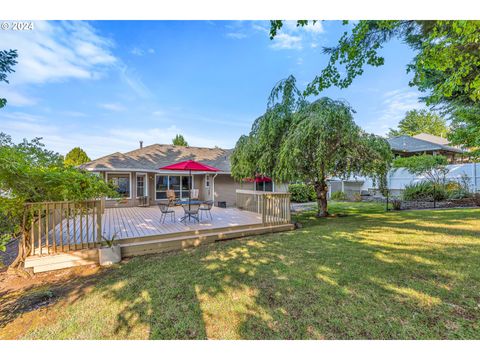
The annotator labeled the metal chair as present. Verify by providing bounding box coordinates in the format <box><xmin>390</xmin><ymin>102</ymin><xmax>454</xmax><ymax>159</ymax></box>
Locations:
<box><xmin>180</xmin><ymin>203</ymin><xmax>201</xmax><ymax>224</ymax></box>
<box><xmin>199</xmin><ymin>200</ymin><xmax>213</xmax><ymax>220</ymax></box>
<box><xmin>158</xmin><ymin>203</ymin><xmax>175</xmax><ymax>223</ymax></box>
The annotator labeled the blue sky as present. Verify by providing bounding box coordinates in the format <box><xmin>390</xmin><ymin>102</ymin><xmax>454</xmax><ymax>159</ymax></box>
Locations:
<box><xmin>0</xmin><ymin>20</ymin><xmax>425</xmax><ymax>159</ymax></box>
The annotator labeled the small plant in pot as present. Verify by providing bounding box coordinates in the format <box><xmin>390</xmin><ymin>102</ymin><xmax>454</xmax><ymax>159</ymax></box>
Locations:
<box><xmin>98</xmin><ymin>233</ymin><xmax>121</xmax><ymax>266</ymax></box>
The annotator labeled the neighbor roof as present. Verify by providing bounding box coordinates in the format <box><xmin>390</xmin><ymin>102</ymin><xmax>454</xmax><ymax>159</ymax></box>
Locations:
<box><xmin>79</xmin><ymin>144</ymin><xmax>233</xmax><ymax>172</ymax></box>
<box><xmin>387</xmin><ymin>135</ymin><xmax>463</xmax><ymax>154</ymax></box>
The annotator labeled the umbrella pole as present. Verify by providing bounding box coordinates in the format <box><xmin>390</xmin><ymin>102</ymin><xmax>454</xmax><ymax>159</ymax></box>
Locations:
<box><xmin>189</xmin><ymin>169</ymin><xmax>191</xmax><ymax>212</ymax></box>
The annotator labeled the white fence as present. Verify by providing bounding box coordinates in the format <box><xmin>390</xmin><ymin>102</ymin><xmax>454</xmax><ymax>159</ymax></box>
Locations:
<box><xmin>329</xmin><ymin>163</ymin><xmax>480</xmax><ymax>197</ymax></box>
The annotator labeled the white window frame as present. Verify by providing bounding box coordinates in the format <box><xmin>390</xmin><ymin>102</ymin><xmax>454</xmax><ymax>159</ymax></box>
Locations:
<box><xmin>106</xmin><ymin>172</ymin><xmax>132</xmax><ymax>199</ymax></box>
<box><xmin>155</xmin><ymin>174</ymin><xmax>194</xmax><ymax>201</ymax></box>
<box><xmin>205</xmin><ymin>174</ymin><xmax>211</xmax><ymax>188</ymax></box>
<box><xmin>136</xmin><ymin>173</ymin><xmax>148</xmax><ymax>198</ymax></box>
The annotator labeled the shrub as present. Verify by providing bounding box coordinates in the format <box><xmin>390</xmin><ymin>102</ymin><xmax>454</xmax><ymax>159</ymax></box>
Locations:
<box><xmin>445</xmin><ymin>175</ymin><xmax>471</xmax><ymax>199</ymax></box>
<box><xmin>331</xmin><ymin>191</ymin><xmax>347</xmax><ymax>201</ymax></box>
<box><xmin>352</xmin><ymin>193</ymin><xmax>362</xmax><ymax>202</ymax></box>
<box><xmin>402</xmin><ymin>181</ymin><xmax>447</xmax><ymax>201</ymax></box>
<box><xmin>390</xmin><ymin>198</ymin><xmax>402</xmax><ymax>210</ymax></box>
<box><xmin>289</xmin><ymin>183</ymin><xmax>316</xmax><ymax>202</ymax></box>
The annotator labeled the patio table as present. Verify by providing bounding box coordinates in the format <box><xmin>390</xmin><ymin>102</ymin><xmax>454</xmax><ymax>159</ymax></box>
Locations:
<box><xmin>176</xmin><ymin>200</ymin><xmax>204</xmax><ymax>223</ymax></box>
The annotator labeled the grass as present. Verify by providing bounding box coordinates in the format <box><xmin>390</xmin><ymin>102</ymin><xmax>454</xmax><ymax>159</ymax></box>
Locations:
<box><xmin>1</xmin><ymin>201</ymin><xmax>479</xmax><ymax>339</ymax></box>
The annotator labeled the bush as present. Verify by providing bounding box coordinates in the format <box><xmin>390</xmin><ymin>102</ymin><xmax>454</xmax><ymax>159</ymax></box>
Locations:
<box><xmin>289</xmin><ymin>183</ymin><xmax>316</xmax><ymax>202</ymax></box>
<box><xmin>352</xmin><ymin>193</ymin><xmax>362</xmax><ymax>202</ymax></box>
<box><xmin>402</xmin><ymin>181</ymin><xmax>447</xmax><ymax>201</ymax></box>
<box><xmin>331</xmin><ymin>191</ymin><xmax>347</xmax><ymax>201</ymax></box>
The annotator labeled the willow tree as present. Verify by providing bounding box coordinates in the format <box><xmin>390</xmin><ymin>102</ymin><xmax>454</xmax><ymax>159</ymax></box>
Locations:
<box><xmin>231</xmin><ymin>77</ymin><xmax>392</xmax><ymax>217</ymax></box>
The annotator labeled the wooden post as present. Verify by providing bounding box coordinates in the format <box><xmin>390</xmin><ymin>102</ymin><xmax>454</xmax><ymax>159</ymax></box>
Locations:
<box><xmin>96</xmin><ymin>200</ymin><xmax>102</xmax><ymax>246</ymax></box>
<box><xmin>261</xmin><ymin>194</ymin><xmax>266</xmax><ymax>225</ymax></box>
<box><xmin>45</xmin><ymin>203</ymin><xmax>50</xmax><ymax>255</ymax></box>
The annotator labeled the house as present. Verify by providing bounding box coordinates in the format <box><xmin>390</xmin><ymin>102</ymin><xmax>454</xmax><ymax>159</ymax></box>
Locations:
<box><xmin>387</xmin><ymin>133</ymin><xmax>465</xmax><ymax>163</ymax></box>
<box><xmin>79</xmin><ymin>143</ymin><xmax>287</xmax><ymax>208</ymax></box>
<box><xmin>327</xmin><ymin>133</ymin><xmax>472</xmax><ymax>199</ymax></box>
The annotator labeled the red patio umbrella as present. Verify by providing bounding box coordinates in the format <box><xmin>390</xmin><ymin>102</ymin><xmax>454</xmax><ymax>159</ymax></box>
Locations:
<box><xmin>159</xmin><ymin>160</ymin><xmax>220</xmax><ymax>207</ymax></box>
<box><xmin>243</xmin><ymin>175</ymin><xmax>272</xmax><ymax>183</ymax></box>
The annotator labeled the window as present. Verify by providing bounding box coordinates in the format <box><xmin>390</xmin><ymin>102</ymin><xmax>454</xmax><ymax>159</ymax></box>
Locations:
<box><xmin>155</xmin><ymin>175</ymin><xmax>168</xmax><ymax>199</ymax></box>
<box><xmin>136</xmin><ymin>174</ymin><xmax>146</xmax><ymax>197</ymax></box>
<box><xmin>255</xmin><ymin>180</ymin><xmax>273</xmax><ymax>192</ymax></box>
<box><xmin>107</xmin><ymin>173</ymin><xmax>131</xmax><ymax>198</ymax></box>
<box><xmin>155</xmin><ymin>175</ymin><xmax>193</xmax><ymax>200</ymax></box>
<box><xmin>205</xmin><ymin>175</ymin><xmax>210</xmax><ymax>188</ymax></box>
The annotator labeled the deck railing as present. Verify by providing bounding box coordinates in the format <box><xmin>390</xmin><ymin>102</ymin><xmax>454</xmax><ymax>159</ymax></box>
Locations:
<box><xmin>236</xmin><ymin>190</ymin><xmax>291</xmax><ymax>225</ymax></box>
<box><xmin>24</xmin><ymin>200</ymin><xmax>103</xmax><ymax>256</ymax></box>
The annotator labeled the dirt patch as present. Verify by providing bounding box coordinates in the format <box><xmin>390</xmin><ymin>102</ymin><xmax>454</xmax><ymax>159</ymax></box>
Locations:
<box><xmin>0</xmin><ymin>264</ymin><xmax>108</xmax><ymax>339</ymax></box>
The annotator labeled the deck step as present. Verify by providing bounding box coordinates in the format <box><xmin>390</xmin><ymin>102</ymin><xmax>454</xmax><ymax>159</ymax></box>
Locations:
<box><xmin>116</xmin><ymin>222</ymin><xmax>266</xmax><ymax>245</ymax></box>
<box><xmin>24</xmin><ymin>223</ymin><xmax>295</xmax><ymax>272</ymax></box>
<box><xmin>25</xmin><ymin>249</ymin><xmax>99</xmax><ymax>273</ymax></box>
<box><xmin>121</xmin><ymin>223</ymin><xmax>294</xmax><ymax>257</ymax></box>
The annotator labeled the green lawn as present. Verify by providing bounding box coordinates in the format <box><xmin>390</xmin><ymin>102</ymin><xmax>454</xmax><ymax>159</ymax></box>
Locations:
<box><xmin>2</xmin><ymin>202</ymin><xmax>480</xmax><ymax>339</ymax></box>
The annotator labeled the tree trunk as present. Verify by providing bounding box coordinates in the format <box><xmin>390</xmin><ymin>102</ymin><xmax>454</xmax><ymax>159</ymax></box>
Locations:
<box><xmin>8</xmin><ymin>230</ymin><xmax>33</xmax><ymax>277</ymax></box>
<box><xmin>314</xmin><ymin>180</ymin><xmax>329</xmax><ymax>217</ymax></box>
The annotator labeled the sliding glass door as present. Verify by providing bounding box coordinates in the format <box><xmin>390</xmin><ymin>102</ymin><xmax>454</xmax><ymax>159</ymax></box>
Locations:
<box><xmin>155</xmin><ymin>175</ymin><xmax>192</xmax><ymax>200</ymax></box>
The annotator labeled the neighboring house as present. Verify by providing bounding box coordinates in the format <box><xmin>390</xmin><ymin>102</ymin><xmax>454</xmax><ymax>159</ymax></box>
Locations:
<box><xmin>79</xmin><ymin>143</ymin><xmax>287</xmax><ymax>208</ymax></box>
<box><xmin>327</xmin><ymin>133</ymin><xmax>474</xmax><ymax>199</ymax></box>
<box><xmin>387</xmin><ymin>133</ymin><xmax>465</xmax><ymax>163</ymax></box>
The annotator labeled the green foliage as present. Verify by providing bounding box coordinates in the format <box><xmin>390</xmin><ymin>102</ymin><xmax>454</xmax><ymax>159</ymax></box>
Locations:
<box><xmin>0</xmin><ymin>133</ymin><xmax>116</xmax><ymax>250</ymax></box>
<box><xmin>172</xmin><ymin>134</ymin><xmax>188</xmax><ymax>146</ymax></box>
<box><xmin>402</xmin><ymin>181</ymin><xmax>448</xmax><ymax>201</ymax></box>
<box><xmin>448</xmin><ymin>105</ymin><xmax>480</xmax><ymax>159</ymax></box>
<box><xmin>269</xmin><ymin>21</ymin><xmax>480</xmax><ymax>151</ymax></box>
<box><xmin>64</xmin><ymin>147</ymin><xmax>91</xmax><ymax>167</ymax></box>
<box><xmin>231</xmin><ymin>76</ymin><xmax>392</xmax><ymax>216</ymax></box>
<box><xmin>393</xmin><ymin>154</ymin><xmax>449</xmax><ymax>184</ymax></box>
<box><xmin>288</xmin><ymin>183</ymin><xmax>316</xmax><ymax>203</ymax></box>
<box><xmin>388</xmin><ymin>109</ymin><xmax>449</xmax><ymax>138</ymax></box>
<box><xmin>0</xmin><ymin>49</ymin><xmax>18</xmax><ymax>109</ymax></box>
<box><xmin>330</xmin><ymin>191</ymin><xmax>346</xmax><ymax>201</ymax></box>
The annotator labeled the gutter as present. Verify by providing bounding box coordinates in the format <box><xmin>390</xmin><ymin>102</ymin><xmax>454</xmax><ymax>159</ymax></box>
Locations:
<box><xmin>212</xmin><ymin>173</ymin><xmax>219</xmax><ymax>205</ymax></box>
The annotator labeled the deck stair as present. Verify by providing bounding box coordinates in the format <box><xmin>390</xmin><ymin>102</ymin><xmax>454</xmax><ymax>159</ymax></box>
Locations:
<box><xmin>24</xmin><ymin>222</ymin><xmax>294</xmax><ymax>273</ymax></box>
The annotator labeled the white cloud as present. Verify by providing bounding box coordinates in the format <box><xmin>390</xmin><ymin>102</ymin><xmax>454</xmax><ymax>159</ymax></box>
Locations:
<box><xmin>267</xmin><ymin>21</ymin><xmax>324</xmax><ymax>51</ymax></box>
<box><xmin>1</xmin><ymin>112</ymin><xmax>236</xmax><ymax>159</ymax></box>
<box><xmin>98</xmin><ymin>103</ymin><xmax>126</xmax><ymax>112</ymax></box>
<box><xmin>130</xmin><ymin>47</ymin><xmax>155</xmax><ymax>56</ymax></box>
<box><xmin>0</xmin><ymin>85</ymin><xmax>37</xmax><ymax>106</ymax></box>
<box><xmin>366</xmin><ymin>88</ymin><xmax>425</xmax><ymax>135</ymax></box>
<box><xmin>130</xmin><ymin>47</ymin><xmax>145</xmax><ymax>56</ymax></box>
<box><xmin>226</xmin><ymin>32</ymin><xmax>247</xmax><ymax>39</ymax></box>
<box><xmin>270</xmin><ymin>33</ymin><xmax>303</xmax><ymax>50</ymax></box>
<box><xmin>0</xmin><ymin>21</ymin><xmax>116</xmax><ymax>85</ymax></box>
<box><xmin>119</xmin><ymin>66</ymin><xmax>151</xmax><ymax>98</ymax></box>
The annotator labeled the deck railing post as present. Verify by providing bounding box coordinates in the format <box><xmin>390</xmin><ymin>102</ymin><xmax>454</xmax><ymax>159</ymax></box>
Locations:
<box><xmin>96</xmin><ymin>200</ymin><xmax>102</xmax><ymax>245</ymax></box>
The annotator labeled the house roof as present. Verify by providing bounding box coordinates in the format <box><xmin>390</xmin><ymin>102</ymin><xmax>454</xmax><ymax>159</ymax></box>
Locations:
<box><xmin>387</xmin><ymin>135</ymin><xmax>463</xmax><ymax>154</ymax></box>
<box><xmin>79</xmin><ymin>144</ymin><xmax>233</xmax><ymax>172</ymax></box>
<box><xmin>412</xmin><ymin>133</ymin><xmax>450</xmax><ymax>146</ymax></box>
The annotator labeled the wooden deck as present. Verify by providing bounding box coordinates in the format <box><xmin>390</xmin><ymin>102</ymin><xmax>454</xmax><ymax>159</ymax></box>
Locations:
<box><xmin>103</xmin><ymin>206</ymin><xmax>263</xmax><ymax>240</ymax></box>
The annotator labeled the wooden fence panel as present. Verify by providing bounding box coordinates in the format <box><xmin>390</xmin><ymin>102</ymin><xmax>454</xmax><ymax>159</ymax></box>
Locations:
<box><xmin>24</xmin><ymin>200</ymin><xmax>103</xmax><ymax>256</ymax></box>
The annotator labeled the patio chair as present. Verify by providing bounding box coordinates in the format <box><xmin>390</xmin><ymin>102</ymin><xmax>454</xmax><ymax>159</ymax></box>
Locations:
<box><xmin>199</xmin><ymin>200</ymin><xmax>213</xmax><ymax>220</ymax></box>
<box><xmin>180</xmin><ymin>203</ymin><xmax>201</xmax><ymax>224</ymax></box>
<box><xmin>166</xmin><ymin>189</ymin><xmax>176</xmax><ymax>206</ymax></box>
<box><xmin>158</xmin><ymin>203</ymin><xmax>175</xmax><ymax>223</ymax></box>
<box><xmin>190</xmin><ymin>188</ymin><xmax>199</xmax><ymax>200</ymax></box>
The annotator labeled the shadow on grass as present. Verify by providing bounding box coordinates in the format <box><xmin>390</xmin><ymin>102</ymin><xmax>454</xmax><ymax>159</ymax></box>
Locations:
<box><xmin>4</xmin><ymin>204</ymin><xmax>480</xmax><ymax>339</ymax></box>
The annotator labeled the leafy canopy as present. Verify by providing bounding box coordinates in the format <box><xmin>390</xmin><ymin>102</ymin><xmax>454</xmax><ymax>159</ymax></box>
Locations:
<box><xmin>231</xmin><ymin>76</ymin><xmax>392</xmax><ymax>216</ymax></box>
<box><xmin>388</xmin><ymin>109</ymin><xmax>449</xmax><ymax>138</ymax></box>
<box><xmin>393</xmin><ymin>154</ymin><xmax>449</xmax><ymax>184</ymax></box>
<box><xmin>64</xmin><ymin>147</ymin><xmax>91</xmax><ymax>167</ymax></box>
<box><xmin>172</xmin><ymin>134</ymin><xmax>188</xmax><ymax>146</ymax></box>
<box><xmin>0</xmin><ymin>49</ymin><xmax>18</xmax><ymax>109</ymax></box>
<box><xmin>0</xmin><ymin>133</ymin><xmax>115</xmax><ymax>247</ymax></box>
<box><xmin>269</xmin><ymin>20</ymin><xmax>480</xmax><ymax>157</ymax></box>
